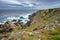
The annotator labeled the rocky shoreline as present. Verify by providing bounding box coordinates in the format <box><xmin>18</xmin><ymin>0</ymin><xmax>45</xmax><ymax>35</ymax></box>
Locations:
<box><xmin>0</xmin><ymin>12</ymin><xmax>37</xmax><ymax>33</ymax></box>
<box><xmin>0</xmin><ymin>8</ymin><xmax>60</xmax><ymax>40</ymax></box>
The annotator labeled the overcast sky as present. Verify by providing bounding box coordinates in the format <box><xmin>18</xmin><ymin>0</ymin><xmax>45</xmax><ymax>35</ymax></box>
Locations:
<box><xmin>0</xmin><ymin>0</ymin><xmax>60</xmax><ymax>9</ymax></box>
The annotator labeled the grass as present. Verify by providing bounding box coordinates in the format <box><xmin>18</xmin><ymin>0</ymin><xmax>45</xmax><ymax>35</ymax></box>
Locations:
<box><xmin>1</xmin><ymin>8</ymin><xmax>60</xmax><ymax>40</ymax></box>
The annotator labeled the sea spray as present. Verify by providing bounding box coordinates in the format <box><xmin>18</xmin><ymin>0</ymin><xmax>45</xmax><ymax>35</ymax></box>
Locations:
<box><xmin>0</xmin><ymin>14</ymin><xmax>31</xmax><ymax>24</ymax></box>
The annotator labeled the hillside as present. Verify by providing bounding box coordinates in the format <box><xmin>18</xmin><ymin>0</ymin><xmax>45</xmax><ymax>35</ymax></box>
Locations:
<box><xmin>25</xmin><ymin>8</ymin><xmax>60</xmax><ymax>40</ymax></box>
<box><xmin>29</xmin><ymin>8</ymin><xmax>60</xmax><ymax>31</ymax></box>
<box><xmin>0</xmin><ymin>8</ymin><xmax>60</xmax><ymax>40</ymax></box>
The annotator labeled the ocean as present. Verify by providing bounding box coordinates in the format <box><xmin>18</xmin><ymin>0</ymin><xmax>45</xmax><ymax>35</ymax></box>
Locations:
<box><xmin>0</xmin><ymin>9</ymin><xmax>37</xmax><ymax>24</ymax></box>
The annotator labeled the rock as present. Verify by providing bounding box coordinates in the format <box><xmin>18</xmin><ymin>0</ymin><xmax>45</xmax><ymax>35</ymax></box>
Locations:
<box><xmin>20</xmin><ymin>16</ymin><xmax>24</xmax><ymax>19</ymax></box>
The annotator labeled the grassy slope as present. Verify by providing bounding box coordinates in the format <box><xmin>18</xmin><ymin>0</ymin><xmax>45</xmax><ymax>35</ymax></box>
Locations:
<box><xmin>1</xmin><ymin>8</ymin><xmax>60</xmax><ymax>40</ymax></box>
<box><xmin>21</xmin><ymin>8</ymin><xmax>60</xmax><ymax>40</ymax></box>
<box><xmin>24</xmin><ymin>8</ymin><xmax>60</xmax><ymax>31</ymax></box>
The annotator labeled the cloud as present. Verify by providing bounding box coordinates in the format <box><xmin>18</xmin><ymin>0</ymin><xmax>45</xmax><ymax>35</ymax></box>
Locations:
<box><xmin>0</xmin><ymin>0</ymin><xmax>35</xmax><ymax>7</ymax></box>
<box><xmin>0</xmin><ymin>0</ymin><xmax>21</xmax><ymax>4</ymax></box>
<box><xmin>0</xmin><ymin>0</ymin><xmax>60</xmax><ymax>9</ymax></box>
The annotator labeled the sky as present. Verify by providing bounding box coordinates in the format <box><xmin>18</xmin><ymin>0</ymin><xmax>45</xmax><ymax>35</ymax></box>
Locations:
<box><xmin>0</xmin><ymin>0</ymin><xmax>60</xmax><ymax>10</ymax></box>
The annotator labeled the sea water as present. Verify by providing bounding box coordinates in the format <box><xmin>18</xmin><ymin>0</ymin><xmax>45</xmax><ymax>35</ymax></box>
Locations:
<box><xmin>0</xmin><ymin>9</ymin><xmax>36</xmax><ymax>24</ymax></box>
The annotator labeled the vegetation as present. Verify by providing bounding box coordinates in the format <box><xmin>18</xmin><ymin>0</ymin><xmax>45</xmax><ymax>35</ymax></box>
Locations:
<box><xmin>0</xmin><ymin>8</ymin><xmax>60</xmax><ymax>40</ymax></box>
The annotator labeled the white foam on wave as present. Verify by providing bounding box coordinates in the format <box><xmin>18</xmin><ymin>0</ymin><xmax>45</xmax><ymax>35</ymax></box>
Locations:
<box><xmin>0</xmin><ymin>14</ymin><xmax>31</xmax><ymax>24</ymax></box>
<box><xmin>0</xmin><ymin>11</ymin><xmax>36</xmax><ymax>24</ymax></box>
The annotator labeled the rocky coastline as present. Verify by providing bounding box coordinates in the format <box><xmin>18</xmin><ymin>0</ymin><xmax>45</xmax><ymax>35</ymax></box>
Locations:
<box><xmin>0</xmin><ymin>8</ymin><xmax>60</xmax><ymax>40</ymax></box>
<box><xmin>0</xmin><ymin>12</ymin><xmax>36</xmax><ymax>33</ymax></box>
